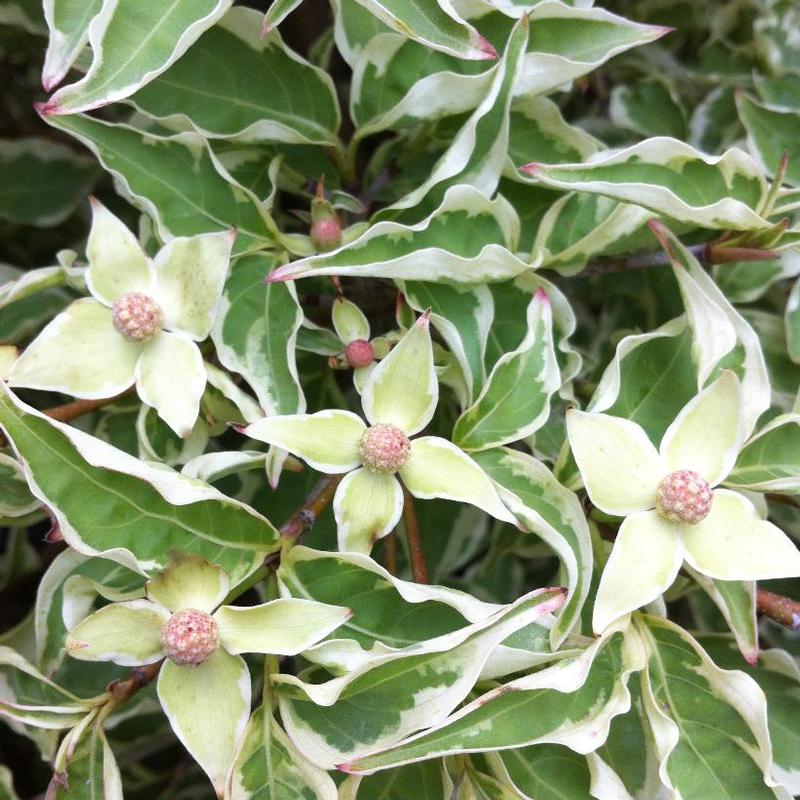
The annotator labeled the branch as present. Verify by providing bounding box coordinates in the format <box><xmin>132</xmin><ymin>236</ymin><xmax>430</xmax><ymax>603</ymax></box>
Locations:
<box><xmin>280</xmin><ymin>474</ymin><xmax>342</xmax><ymax>538</ymax></box>
<box><xmin>0</xmin><ymin>388</ymin><xmax>134</xmax><ymax>447</ymax></box>
<box><xmin>108</xmin><ymin>660</ymin><xmax>162</xmax><ymax>706</ymax></box>
<box><xmin>401</xmin><ymin>487</ymin><xmax>428</xmax><ymax>584</ymax></box>
<box><xmin>756</xmin><ymin>588</ymin><xmax>800</xmax><ymax>631</ymax></box>
<box><xmin>581</xmin><ymin>243</ymin><xmax>777</xmax><ymax>277</ymax></box>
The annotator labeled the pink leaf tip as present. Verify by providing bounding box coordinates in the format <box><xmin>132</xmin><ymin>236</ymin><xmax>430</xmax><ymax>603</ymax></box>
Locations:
<box><xmin>519</xmin><ymin>162</ymin><xmax>541</xmax><ymax>176</ymax></box>
<box><xmin>654</xmin><ymin>25</ymin><xmax>676</xmax><ymax>37</ymax></box>
<box><xmin>36</xmin><ymin>99</ymin><xmax>61</xmax><ymax>116</ymax></box>
<box><xmin>476</xmin><ymin>35</ymin><xmax>498</xmax><ymax>61</ymax></box>
<box><xmin>534</xmin><ymin>287</ymin><xmax>549</xmax><ymax>303</ymax></box>
<box><xmin>336</xmin><ymin>762</ymin><xmax>361</xmax><ymax>774</ymax></box>
<box><xmin>416</xmin><ymin>309</ymin><xmax>432</xmax><ymax>328</ymax></box>
<box><xmin>743</xmin><ymin>648</ymin><xmax>759</xmax><ymax>667</ymax></box>
<box><xmin>230</xmin><ymin>423</ymin><xmax>248</xmax><ymax>435</ymax></box>
<box><xmin>260</xmin><ymin>16</ymin><xmax>271</xmax><ymax>37</ymax></box>
<box><xmin>264</xmin><ymin>267</ymin><xmax>292</xmax><ymax>284</ymax></box>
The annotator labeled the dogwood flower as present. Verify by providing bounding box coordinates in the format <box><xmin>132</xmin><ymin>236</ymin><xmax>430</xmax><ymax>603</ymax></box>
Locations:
<box><xmin>567</xmin><ymin>371</ymin><xmax>800</xmax><ymax>634</ymax></box>
<box><xmin>242</xmin><ymin>313</ymin><xmax>515</xmax><ymax>553</ymax></box>
<box><xmin>7</xmin><ymin>200</ymin><xmax>234</xmax><ymax>437</ymax></box>
<box><xmin>66</xmin><ymin>555</ymin><xmax>350</xmax><ymax>794</ymax></box>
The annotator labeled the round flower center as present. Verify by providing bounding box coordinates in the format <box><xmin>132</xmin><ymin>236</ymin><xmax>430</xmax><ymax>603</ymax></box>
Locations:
<box><xmin>359</xmin><ymin>423</ymin><xmax>410</xmax><ymax>474</ymax></box>
<box><xmin>161</xmin><ymin>609</ymin><xmax>219</xmax><ymax>666</ymax></box>
<box><xmin>345</xmin><ymin>339</ymin><xmax>374</xmax><ymax>369</ymax></box>
<box><xmin>656</xmin><ymin>470</ymin><xmax>713</xmax><ymax>524</ymax></box>
<box><xmin>112</xmin><ymin>292</ymin><xmax>163</xmax><ymax>342</ymax></box>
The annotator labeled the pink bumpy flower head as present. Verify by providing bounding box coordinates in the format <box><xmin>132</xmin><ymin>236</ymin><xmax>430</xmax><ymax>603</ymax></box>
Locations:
<box><xmin>161</xmin><ymin>609</ymin><xmax>219</xmax><ymax>666</ymax></box>
<box><xmin>112</xmin><ymin>292</ymin><xmax>163</xmax><ymax>342</ymax></box>
<box><xmin>360</xmin><ymin>423</ymin><xmax>411</xmax><ymax>473</ymax></box>
<box><xmin>345</xmin><ymin>339</ymin><xmax>374</xmax><ymax>369</ymax></box>
<box><xmin>656</xmin><ymin>469</ymin><xmax>713</xmax><ymax>524</ymax></box>
<box><xmin>310</xmin><ymin>218</ymin><xmax>342</xmax><ymax>252</ymax></box>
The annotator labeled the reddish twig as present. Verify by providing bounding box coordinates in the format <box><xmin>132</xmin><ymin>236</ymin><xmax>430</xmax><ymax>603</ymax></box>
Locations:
<box><xmin>43</xmin><ymin>390</ymin><xmax>134</xmax><ymax>423</ymax></box>
<box><xmin>280</xmin><ymin>474</ymin><xmax>342</xmax><ymax>538</ymax></box>
<box><xmin>108</xmin><ymin>660</ymin><xmax>163</xmax><ymax>706</ymax></box>
<box><xmin>401</xmin><ymin>487</ymin><xmax>428</xmax><ymax>584</ymax></box>
<box><xmin>757</xmin><ymin>589</ymin><xmax>800</xmax><ymax>631</ymax></box>
<box><xmin>383</xmin><ymin>531</ymin><xmax>397</xmax><ymax>575</ymax></box>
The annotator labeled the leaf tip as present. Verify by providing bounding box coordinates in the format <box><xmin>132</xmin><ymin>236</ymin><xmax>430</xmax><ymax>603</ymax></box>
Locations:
<box><xmin>416</xmin><ymin>309</ymin><xmax>431</xmax><ymax>329</ymax></box>
<box><xmin>743</xmin><ymin>647</ymin><xmax>759</xmax><ymax>667</ymax></box>
<box><xmin>230</xmin><ymin>422</ymin><xmax>248</xmax><ymax>435</ymax></box>
<box><xmin>260</xmin><ymin>16</ymin><xmax>271</xmax><ymax>37</ymax></box>
<box><xmin>533</xmin><ymin>287</ymin><xmax>549</xmax><ymax>305</ymax></box>
<box><xmin>36</xmin><ymin>99</ymin><xmax>61</xmax><ymax>116</ymax></box>
<box><xmin>336</xmin><ymin>762</ymin><xmax>361</xmax><ymax>774</ymax></box>
<box><xmin>264</xmin><ymin>267</ymin><xmax>291</xmax><ymax>284</ymax></box>
<box><xmin>653</xmin><ymin>25</ymin><xmax>676</xmax><ymax>38</ymax></box>
<box><xmin>475</xmin><ymin>35</ymin><xmax>498</xmax><ymax>61</ymax></box>
<box><xmin>519</xmin><ymin>162</ymin><xmax>541</xmax><ymax>176</ymax></box>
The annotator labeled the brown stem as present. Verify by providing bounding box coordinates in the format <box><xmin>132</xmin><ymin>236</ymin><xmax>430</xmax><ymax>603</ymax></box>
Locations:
<box><xmin>43</xmin><ymin>389</ymin><xmax>134</xmax><ymax>423</ymax></box>
<box><xmin>756</xmin><ymin>589</ymin><xmax>800</xmax><ymax>631</ymax></box>
<box><xmin>383</xmin><ymin>531</ymin><xmax>398</xmax><ymax>576</ymax></box>
<box><xmin>108</xmin><ymin>660</ymin><xmax>163</xmax><ymax>706</ymax></box>
<box><xmin>0</xmin><ymin>388</ymin><xmax>133</xmax><ymax>447</ymax></box>
<box><xmin>581</xmin><ymin>243</ymin><xmax>777</xmax><ymax>277</ymax></box>
<box><xmin>401</xmin><ymin>487</ymin><xmax>428</xmax><ymax>584</ymax></box>
<box><xmin>280</xmin><ymin>474</ymin><xmax>342</xmax><ymax>538</ymax></box>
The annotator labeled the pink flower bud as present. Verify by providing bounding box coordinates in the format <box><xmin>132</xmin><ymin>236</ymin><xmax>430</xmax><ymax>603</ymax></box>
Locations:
<box><xmin>310</xmin><ymin>217</ymin><xmax>342</xmax><ymax>252</ymax></box>
<box><xmin>161</xmin><ymin>609</ymin><xmax>219</xmax><ymax>666</ymax></box>
<box><xmin>344</xmin><ymin>339</ymin><xmax>374</xmax><ymax>369</ymax></box>
<box><xmin>359</xmin><ymin>423</ymin><xmax>411</xmax><ymax>474</ymax></box>
<box><xmin>112</xmin><ymin>292</ymin><xmax>163</xmax><ymax>342</ymax></box>
<box><xmin>656</xmin><ymin>470</ymin><xmax>713</xmax><ymax>524</ymax></box>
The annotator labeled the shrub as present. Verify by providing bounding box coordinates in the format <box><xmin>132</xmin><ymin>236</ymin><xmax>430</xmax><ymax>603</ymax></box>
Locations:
<box><xmin>1</xmin><ymin>1</ymin><xmax>800</xmax><ymax>798</ymax></box>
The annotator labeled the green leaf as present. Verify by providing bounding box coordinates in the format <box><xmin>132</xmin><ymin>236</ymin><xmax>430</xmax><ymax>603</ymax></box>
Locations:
<box><xmin>588</xmin><ymin>319</ymin><xmax>698</xmax><ymax>446</ymax></box>
<box><xmin>488</xmin><ymin>745</ymin><xmax>594</xmax><ymax>800</ymax></box>
<box><xmin>51</xmin><ymin>717</ymin><xmax>123</xmax><ymax>800</ymax></box>
<box><xmin>726</xmin><ymin>414</ymin><xmax>800</xmax><ymax>493</ymax></box>
<box><xmin>737</xmin><ymin>93</ymin><xmax>800</xmax><ymax>187</ymax></box>
<box><xmin>35</xmin><ymin>549</ymin><xmax>145</xmax><ymax>675</ymax></box>
<box><xmin>383</xmin><ymin>16</ymin><xmax>528</xmax><ymax>219</ymax></box>
<box><xmin>686</xmin><ymin>566</ymin><xmax>758</xmax><ymax>665</ymax></box>
<box><xmin>514</xmin><ymin>2</ymin><xmax>671</xmax><ymax>96</ymax></box>
<box><xmin>42</xmin><ymin>0</ymin><xmax>103</xmax><ymax>90</ymax></box>
<box><xmin>41</xmin><ymin>113</ymin><xmax>277</xmax><ymax>252</ymax></box>
<box><xmin>0</xmin><ymin>645</ymin><xmax>92</xmax><ymax>730</ymax></box>
<box><xmin>533</xmin><ymin>194</ymin><xmax>654</xmax><ymax>275</ymax></box>
<box><xmin>278</xmin><ymin>545</ymin><xmax>520</xmax><ymax>673</ymax></box>
<box><xmin>350</xmin><ymin>33</ymin><xmax>490</xmax><ymax>137</ymax></box>
<box><xmin>652</xmin><ymin>222</ymin><xmax>771</xmax><ymax>436</ymax></box>
<box><xmin>270</xmin><ymin>185</ymin><xmax>529</xmax><ymax>284</ymax></box>
<box><xmin>0</xmin><ymin>453</ymin><xmax>38</xmax><ymax>517</ymax></box>
<box><xmin>344</xmin><ymin>625</ymin><xmax>644</xmax><ymax>772</ymax></box>
<box><xmin>609</xmin><ymin>78</ymin><xmax>687</xmax><ymax>139</ymax></box>
<box><xmin>522</xmin><ymin>139</ymin><xmax>769</xmax><ymax>231</ymax></box>
<box><xmin>637</xmin><ymin>615</ymin><xmax>785</xmax><ymax>800</ymax></box>
<box><xmin>508</xmin><ymin>95</ymin><xmax>600</xmax><ymax>169</ymax></box>
<box><xmin>262</xmin><ymin>0</ymin><xmax>303</xmax><ymax>32</ymax></box>
<box><xmin>43</xmin><ymin>0</ymin><xmax>233</xmax><ymax>114</ymax></box>
<box><xmin>699</xmin><ymin>637</ymin><xmax>800</xmax><ymax>794</ymax></box>
<box><xmin>340</xmin><ymin>760</ymin><xmax>446</xmax><ymax>799</ymax></box>
<box><xmin>0</xmin><ymin>385</ymin><xmax>279</xmax><ymax>582</ymax></box>
<box><xmin>454</xmin><ymin>289</ymin><xmax>560</xmax><ymax>451</ymax></box>
<box><xmin>213</xmin><ymin>254</ymin><xmax>305</xmax><ymax>418</ymax></box>
<box><xmin>229</xmin><ymin>706</ymin><xmax>337</xmax><ymax>800</ymax></box>
<box><xmin>352</xmin><ymin>0</ymin><xmax>495</xmax><ymax>61</ymax></box>
<box><xmin>277</xmin><ymin>587</ymin><xmax>566</xmax><ymax>768</ymax></box>
<box><xmin>130</xmin><ymin>7</ymin><xmax>340</xmax><ymax>146</ymax></box>
<box><xmin>0</xmin><ymin>0</ymin><xmax>45</xmax><ymax>33</ymax></box>
<box><xmin>474</xmin><ymin>447</ymin><xmax>591</xmax><ymax>648</ymax></box>
<box><xmin>0</xmin><ymin>138</ymin><xmax>98</xmax><ymax>226</ymax></box>
<box><xmin>401</xmin><ymin>281</ymin><xmax>492</xmax><ymax>406</ymax></box>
